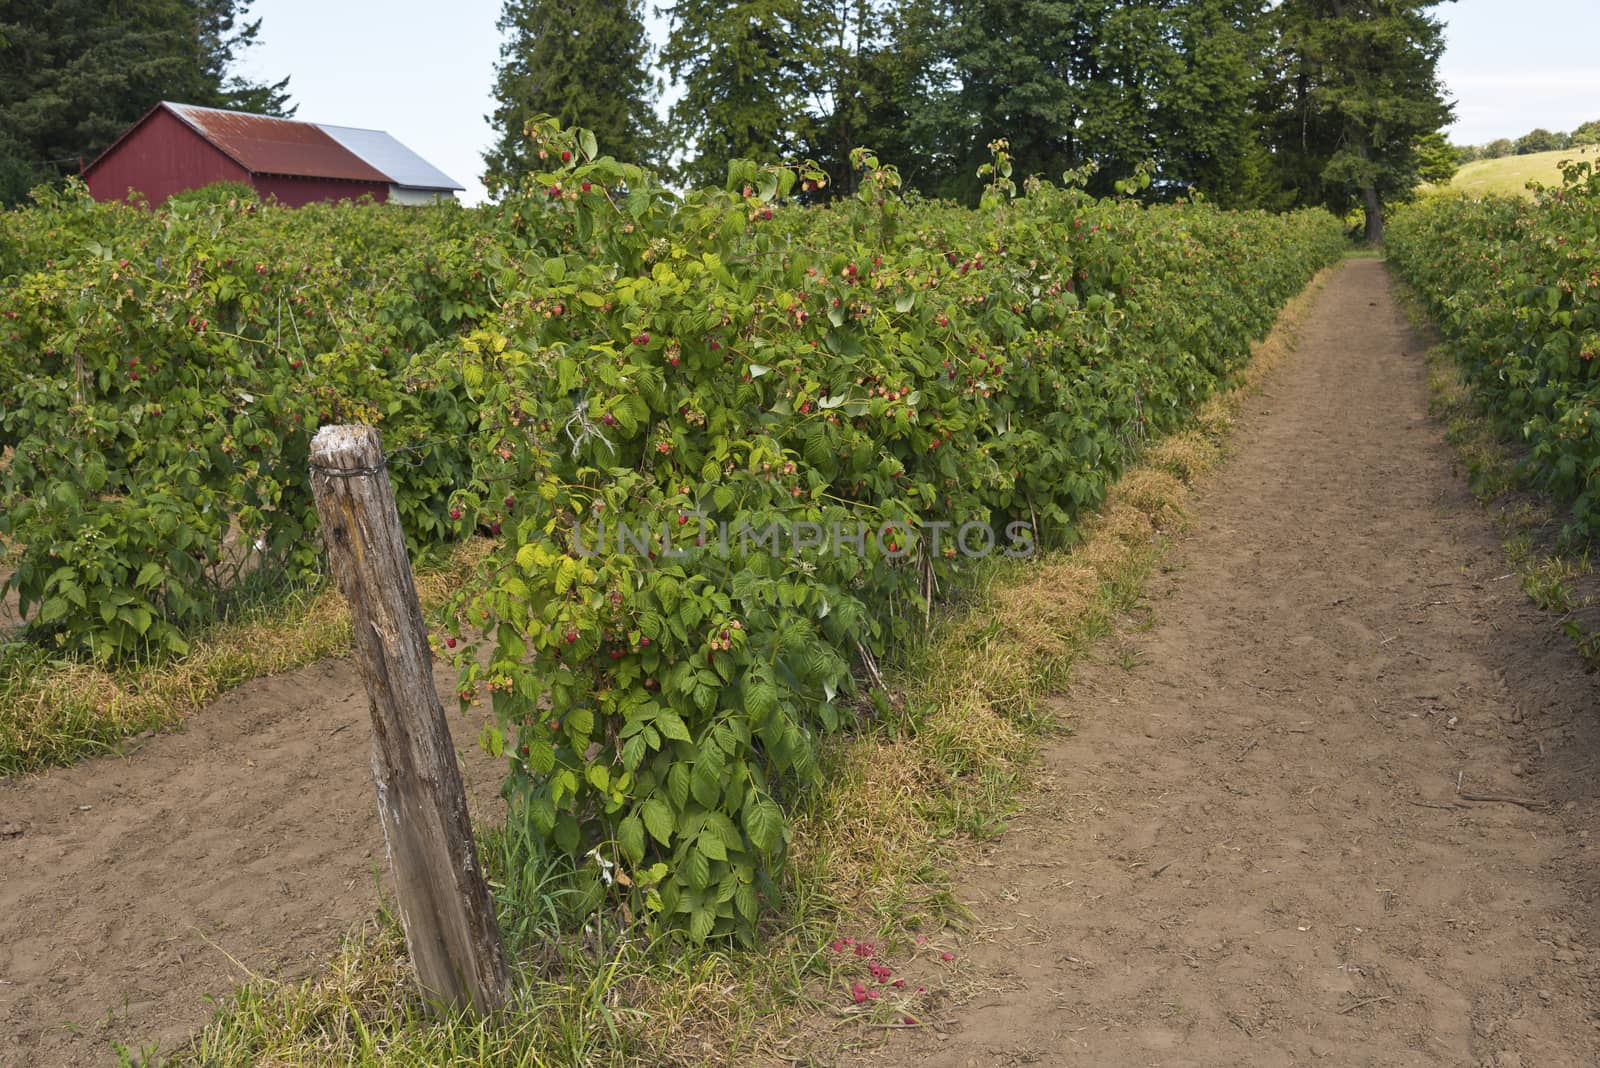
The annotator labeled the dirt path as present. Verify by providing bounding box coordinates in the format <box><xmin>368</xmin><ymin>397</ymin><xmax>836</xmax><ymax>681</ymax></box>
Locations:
<box><xmin>0</xmin><ymin>657</ymin><xmax>503</xmax><ymax>1068</ymax></box>
<box><xmin>851</xmin><ymin>259</ymin><xmax>1600</xmax><ymax>1067</ymax></box>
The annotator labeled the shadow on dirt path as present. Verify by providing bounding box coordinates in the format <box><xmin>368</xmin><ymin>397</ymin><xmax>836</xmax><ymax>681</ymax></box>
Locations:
<box><xmin>845</xmin><ymin>259</ymin><xmax>1600</xmax><ymax>1067</ymax></box>
<box><xmin>0</xmin><ymin>657</ymin><xmax>502</xmax><ymax>1067</ymax></box>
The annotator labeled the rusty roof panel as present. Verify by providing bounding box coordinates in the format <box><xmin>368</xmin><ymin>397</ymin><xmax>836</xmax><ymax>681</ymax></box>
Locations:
<box><xmin>165</xmin><ymin>103</ymin><xmax>392</xmax><ymax>183</ymax></box>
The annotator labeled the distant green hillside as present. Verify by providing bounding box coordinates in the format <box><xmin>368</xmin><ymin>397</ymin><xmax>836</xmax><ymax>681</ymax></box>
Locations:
<box><xmin>1429</xmin><ymin>146</ymin><xmax>1600</xmax><ymax>198</ymax></box>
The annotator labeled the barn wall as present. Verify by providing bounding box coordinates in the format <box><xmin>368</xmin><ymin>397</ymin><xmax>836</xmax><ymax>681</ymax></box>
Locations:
<box><xmin>252</xmin><ymin>175</ymin><xmax>390</xmax><ymax>207</ymax></box>
<box><xmin>388</xmin><ymin>186</ymin><xmax>457</xmax><ymax>206</ymax></box>
<box><xmin>85</xmin><ymin>109</ymin><xmax>249</xmax><ymax>204</ymax></box>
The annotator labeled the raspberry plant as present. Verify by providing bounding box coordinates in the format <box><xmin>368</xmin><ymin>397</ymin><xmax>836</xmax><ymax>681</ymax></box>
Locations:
<box><xmin>1389</xmin><ymin>161</ymin><xmax>1600</xmax><ymax>535</ymax></box>
<box><xmin>0</xmin><ymin>119</ymin><xmax>1345</xmax><ymax>943</ymax></box>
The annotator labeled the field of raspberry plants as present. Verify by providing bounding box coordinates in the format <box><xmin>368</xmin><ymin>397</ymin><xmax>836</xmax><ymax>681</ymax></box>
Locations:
<box><xmin>0</xmin><ymin>125</ymin><xmax>1345</xmax><ymax>953</ymax></box>
<box><xmin>1388</xmin><ymin>161</ymin><xmax>1600</xmax><ymax>534</ymax></box>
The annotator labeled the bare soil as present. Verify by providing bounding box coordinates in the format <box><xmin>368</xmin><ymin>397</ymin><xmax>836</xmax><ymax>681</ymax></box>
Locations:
<box><xmin>842</xmin><ymin>260</ymin><xmax>1600</xmax><ymax>1067</ymax></box>
<box><xmin>0</xmin><ymin>657</ymin><xmax>502</xmax><ymax>1067</ymax></box>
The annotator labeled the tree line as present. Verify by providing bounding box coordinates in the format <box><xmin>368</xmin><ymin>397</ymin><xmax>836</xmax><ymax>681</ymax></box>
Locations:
<box><xmin>487</xmin><ymin>0</ymin><xmax>1455</xmax><ymax>240</ymax></box>
<box><xmin>0</xmin><ymin>0</ymin><xmax>292</xmax><ymax>205</ymax></box>
<box><xmin>0</xmin><ymin>0</ymin><xmax>1490</xmax><ymax>241</ymax></box>
<box><xmin>1453</xmin><ymin>119</ymin><xmax>1600</xmax><ymax>163</ymax></box>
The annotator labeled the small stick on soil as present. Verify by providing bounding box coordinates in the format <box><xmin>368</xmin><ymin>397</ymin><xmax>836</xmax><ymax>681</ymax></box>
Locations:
<box><xmin>1337</xmin><ymin>994</ymin><xmax>1395</xmax><ymax>1014</ymax></box>
<box><xmin>1456</xmin><ymin>792</ymin><xmax>1550</xmax><ymax>812</ymax></box>
<box><xmin>1149</xmin><ymin>860</ymin><xmax>1174</xmax><ymax>878</ymax></box>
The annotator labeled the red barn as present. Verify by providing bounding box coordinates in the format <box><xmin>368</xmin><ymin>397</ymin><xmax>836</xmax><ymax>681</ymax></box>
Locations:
<box><xmin>83</xmin><ymin>102</ymin><xmax>463</xmax><ymax>207</ymax></box>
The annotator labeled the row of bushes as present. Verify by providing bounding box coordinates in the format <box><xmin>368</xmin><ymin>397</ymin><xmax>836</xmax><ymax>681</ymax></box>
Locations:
<box><xmin>1388</xmin><ymin>162</ymin><xmax>1600</xmax><ymax>533</ymax></box>
<box><xmin>429</xmin><ymin>133</ymin><xmax>1345</xmax><ymax>943</ymax></box>
<box><xmin>0</xmin><ymin>184</ymin><xmax>508</xmax><ymax>658</ymax></box>
<box><xmin>1</xmin><ymin>127</ymin><xmax>1345</xmax><ymax>942</ymax></box>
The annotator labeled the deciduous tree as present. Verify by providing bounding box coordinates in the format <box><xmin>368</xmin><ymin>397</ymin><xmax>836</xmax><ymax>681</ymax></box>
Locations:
<box><xmin>1515</xmin><ymin>127</ymin><xmax>1568</xmax><ymax>155</ymax></box>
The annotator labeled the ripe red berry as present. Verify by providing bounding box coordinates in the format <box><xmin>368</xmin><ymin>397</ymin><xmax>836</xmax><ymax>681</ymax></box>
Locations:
<box><xmin>581</xmin><ymin>181</ymin><xmax>592</xmax><ymax>192</ymax></box>
<box><xmin>450</xmin><ymin>508</ymin><xmax>463</xmax><ymax>520</ymax></box>
<box><xmin>446</xmin><ymin>637</ymin><xmax>457</xmax><ymax>649</ymax></box>
<box><xmin>564</xmin><ymin>630</ymin><xmax>577</xmax><ymax>643</ymax></box>
<box><xmin>504</xmin><ymin>496</ymin><xmax>515</xmax><ymax>508</ymax></box>
<box><xmin>561</xmin><ymin>149</ymin><xmax>571</xmax><ymax>162</ymax></box>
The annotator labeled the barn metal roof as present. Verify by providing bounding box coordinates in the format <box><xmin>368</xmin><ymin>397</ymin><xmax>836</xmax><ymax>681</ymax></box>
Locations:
<box><xmin>315</xmin><ymin>124</ymin><xmax>463</xmax><ymax>191</ymax></box>
<box><xmin>164</xmin><ymin>103</ymin><xmax>391</xmax><ymax>182</ymax></box>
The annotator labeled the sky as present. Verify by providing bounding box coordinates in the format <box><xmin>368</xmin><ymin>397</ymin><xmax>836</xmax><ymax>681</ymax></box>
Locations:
<box><xmin>237</xmin><ymin>0</ymin><xmax>1600</xmax><ymax>207</ymax></box>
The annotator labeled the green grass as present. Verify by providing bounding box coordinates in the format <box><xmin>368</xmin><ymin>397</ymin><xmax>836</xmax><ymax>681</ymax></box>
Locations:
<box><xmin>1427</xmin><ymin>146</ymin><xmax>1600</xmax><ymax>198</ymax></box>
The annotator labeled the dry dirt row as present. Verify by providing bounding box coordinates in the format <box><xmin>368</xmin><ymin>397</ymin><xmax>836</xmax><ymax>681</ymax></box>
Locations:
<box><xmin>0</xmin><ymin>659</ymin><xmax>501</xmax><ymax>1067</ymax></box>
<box><xmin>844</xmin><ymin>259</ymin><xmax>1600</xmax><ymax>1067</ymax></box>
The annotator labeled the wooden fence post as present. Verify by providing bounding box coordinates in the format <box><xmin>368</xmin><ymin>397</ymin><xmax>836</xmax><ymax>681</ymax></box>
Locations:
<box><xmin>309</xmin><ymin>424</ymin><xmax>510</xmax><ymax>1016</ymax></box>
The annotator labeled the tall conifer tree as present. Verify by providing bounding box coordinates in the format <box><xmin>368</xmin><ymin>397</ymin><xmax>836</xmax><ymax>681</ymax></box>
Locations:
<box><xmin>1268</xmin><ymin>0</ymin><xmax>1453</xmax><ymax>241</ymax></box>
<box><xmin>661</xmin><ymin>0</ymin><xmax>821</xmax><ymax>188</ymax></box>
<box><xmin>484</xmin><ymin>0</ymin><xmax>661</xmax><ymax>190</ymax></box>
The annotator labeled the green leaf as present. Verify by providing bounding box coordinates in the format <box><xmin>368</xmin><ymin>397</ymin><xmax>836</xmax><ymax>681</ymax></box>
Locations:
<box><xmin>698</xmin><ymin>829</ymin><xmax>727</xmax><ymax>861</ymax></box>
<box><xmin>734</xmin><ymin>882</ymin><xmax>759</xmax><ymax>923</ymax></box>
<box><xmin>656</xmin><ymin>710</ymin><xmax>692</xmax><ymax>742</ymax></box>
<box><xmin>618</xmin><ymin>815</ymin><xmax>646</xmax><ymax>863</ymax></box>
<box><xmin>690</xmin><ymin>762</ymin><xmax>721</xmax><ymax>810</ymax></box>
<box><xmin>525</xmin><ymin>736</ymin><xmax>556</xmax><ymax>774</ymax></box>
<box><xmin>641</xmin><ymin>797</ymin><xmax>674</xmax><ymax>846</ymax></box>
<box><xmin>682</xmin><ymin>845</ymin><xmax>711</xmax><ymax>890</ymax></box>
<box><xmin>667</xmin><ymin>762</ymin><xmax>690</xmax><ymax>810</ymax></box>
<box><xmin>554</xmin><ymin>813</ymin><xmax>580</xmax><ymax>853</ymax></box>
<box><xmin>746</xmin><ymin>800</ymin><xmax>784</xmax><ymax>853</ymax></box>
<box><xmin>689</xmin><ymin>905</ymin><xmax>715</xmax><ymax>943</ymax></box>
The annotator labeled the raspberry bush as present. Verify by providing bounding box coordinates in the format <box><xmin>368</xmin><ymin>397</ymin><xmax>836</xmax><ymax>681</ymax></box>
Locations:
<box><xmin>1389</xmin><ymin>161</ymin><xmax>1600</xmax><ymax>534</ymax></box>
<box><xmin>1</xmin><ymin>124</ymin><xmax>1344</xmax><ymax>943</ymax></box>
